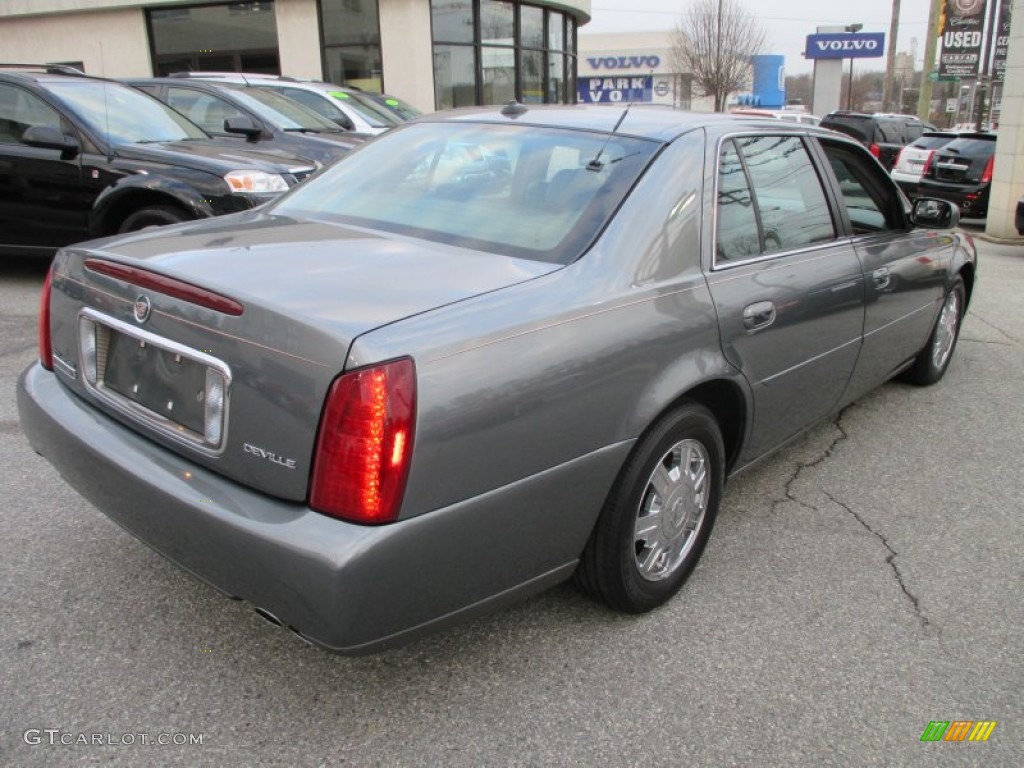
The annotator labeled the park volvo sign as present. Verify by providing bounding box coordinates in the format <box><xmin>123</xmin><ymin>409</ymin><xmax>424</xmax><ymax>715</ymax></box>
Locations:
<box><xmin>805</xmin><ymin>32</ymin><xmax>886</xmax><ymax>59</ymax></box>
<box><xmin>578</xmin><ymin>76</ymin><xmax>652</xmax><ymax>103</ymax></box>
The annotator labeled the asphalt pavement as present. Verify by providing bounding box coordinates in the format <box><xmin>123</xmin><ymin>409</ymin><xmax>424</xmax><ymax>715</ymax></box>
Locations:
<box><xmin>1</xmin><ymin>233</ymin><xmax>1021</xmax><ymax>767</ymax></box>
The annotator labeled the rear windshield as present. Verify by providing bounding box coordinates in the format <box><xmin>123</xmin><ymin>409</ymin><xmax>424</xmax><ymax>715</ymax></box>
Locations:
<box><xmin>910</xmin><ymin>134</ymin><xmax>957</xmax><ymax>150</ymax></box>
<box><xmin>940</xmin><ymin>136</ymin><xmax>997</xmax><ymax>158</ymax></box>
<box><xmin>269</xmin><ymin>122</ymin><xmax>661</xmax><ymax>264</ymax></box>
<box><xmin>821</xmin><ymin>116</ymin><xmax>873</xmax><ymax>143</ymax></box>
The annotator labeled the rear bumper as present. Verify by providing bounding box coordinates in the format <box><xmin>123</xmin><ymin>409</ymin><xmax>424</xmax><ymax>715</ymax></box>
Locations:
<box><xmin>18</xmin><ymin>363</ymin><xmax>627</xmax><ymax>653</ymax></box>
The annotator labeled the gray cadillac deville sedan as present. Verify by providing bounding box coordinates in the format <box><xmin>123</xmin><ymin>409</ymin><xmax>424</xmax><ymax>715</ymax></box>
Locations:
<box><xmin>18</xmin><ymin>105</ymin><xmax>976</xmax><ymax>653</ymax></box>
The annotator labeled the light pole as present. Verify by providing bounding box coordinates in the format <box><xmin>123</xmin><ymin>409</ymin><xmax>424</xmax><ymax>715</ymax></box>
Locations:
<box><xmin>846</xmin><ymin>23</ymin><xmax>863</xmax><ymax>110</ymax></box>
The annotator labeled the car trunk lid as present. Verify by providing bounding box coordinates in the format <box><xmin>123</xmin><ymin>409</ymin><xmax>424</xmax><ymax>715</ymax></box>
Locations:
<box><xmin>46</xmin><ymin>213</ymin><xmax>559</xmax><ymax>502</ymax></box>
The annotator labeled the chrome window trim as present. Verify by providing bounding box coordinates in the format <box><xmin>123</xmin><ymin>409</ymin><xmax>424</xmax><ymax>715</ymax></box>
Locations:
<box><xmin>77</xmin><ymin>308</ymin><xmax>232</xmax><ymax>457</ymax></box>
<box><xmin>709</xmin><ymin>129</ymin><xmax>843</xmax><ymax>273</ymax></box>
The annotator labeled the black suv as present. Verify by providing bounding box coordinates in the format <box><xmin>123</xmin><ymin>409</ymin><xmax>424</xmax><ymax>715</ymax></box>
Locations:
<box><xmin>124</xmin><ymin>76</ymin><xmax>365</xmax><ymax>166</ymax></box>
<box><xmin>820</xmin><ymin>111</ymin><xmax>934</xmax><ymax>172</ymax></box>
<box><xmin>917</xmin><ymin>133</ymin><xmax>997</xmax><ymax>219</ymax></box>
<box><xmin>0</xmin><ymin>65</ymin><xmax>321</xmax><ymax>258</ymax></box>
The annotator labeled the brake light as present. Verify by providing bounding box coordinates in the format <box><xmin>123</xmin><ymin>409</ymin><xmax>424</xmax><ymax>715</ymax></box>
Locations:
<box><xmin>309</xmin><ymin>358</ymin><xmax>416</xmax><ymax>524</ymax></box>
<box><xmin>981</xmin><ymin>155</ymin><xmax>994</xmax><ymax>184</ymax></box>
<box><xmin>84</xmin><ymin>259</ymin><xmax>244</xmax><ymax>316</ymax></box>
<box><xmin>869</xmin><ymin>143</ymin><xmax>882</xmax><ymax>159</ymax></box>
<box><xmin>921</xmin><ymin>150</ymin><xmax>936</xmax><ymax>177</ymax></box>
<box><xmin>38</xmin><ymin>266</ymin><xmax>53</xmax><ymax>370</ymax></box>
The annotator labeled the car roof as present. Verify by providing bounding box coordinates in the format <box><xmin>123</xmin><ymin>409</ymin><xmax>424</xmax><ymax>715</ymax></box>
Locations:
<box><xmin>418</xmin><ymin>103</ymin><xmax>838</xmax><ymax>143</ymax></box>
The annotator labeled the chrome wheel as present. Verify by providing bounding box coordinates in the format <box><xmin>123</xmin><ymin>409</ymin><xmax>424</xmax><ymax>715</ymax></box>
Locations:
<box><xmin>931</xmin><ymin>288</ymin><xmax>961</xmax><ymax>372</ymax></box>
<box><xmin>634</xmin><ymin>439</ymin><xmax>710</xmax><ymax>582</ymax></box>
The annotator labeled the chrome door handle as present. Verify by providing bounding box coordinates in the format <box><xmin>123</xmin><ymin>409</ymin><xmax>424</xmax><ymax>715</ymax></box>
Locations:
<box><xmin>743</xmin><ymin>301</ymin><xmax>776</xmax><ymax>330</ymax></box>
<box><xmin>872</xmin><ymin>266</ymin><xmax>891</xmax><ymax>290</ymax></box>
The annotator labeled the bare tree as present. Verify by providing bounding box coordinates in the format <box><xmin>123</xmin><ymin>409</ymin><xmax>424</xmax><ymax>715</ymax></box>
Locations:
<box><xmin>671</xmin><ymin>0</ymin><xmax>766</xmax><ymax>112</ymax></box>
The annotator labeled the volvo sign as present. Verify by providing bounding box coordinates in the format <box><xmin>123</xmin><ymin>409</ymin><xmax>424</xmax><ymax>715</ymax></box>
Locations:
<box><xmin>805</xmin><ymin>32</ymin><xmax>885</xmax><ymax>59</ymax></box>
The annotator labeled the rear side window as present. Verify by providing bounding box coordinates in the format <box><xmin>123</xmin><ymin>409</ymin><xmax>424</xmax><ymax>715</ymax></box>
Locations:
<box><xmin>715</xmin><ymin>135</ymin><xmax>835</xmax><ymax>263</ymax></box>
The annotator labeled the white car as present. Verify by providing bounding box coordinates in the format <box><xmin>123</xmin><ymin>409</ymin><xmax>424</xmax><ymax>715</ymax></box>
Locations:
<box><xmin>165</xmin><ymin>73</ymin><xmax>414</xmax><ymax>135</ymax></box>
<box><xmin>890</xmin><ymin>131</ymin><xmax>960</xmax><ymax>198</ymax></box>
<box><xmin>731</xmin><ymin>108</ymin><xmax>821</xmax><ymax>126</ymax></box>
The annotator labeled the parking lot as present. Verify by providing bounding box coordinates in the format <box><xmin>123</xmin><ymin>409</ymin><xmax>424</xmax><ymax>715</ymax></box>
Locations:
<box><xmin>1</xmin><ymin>233</ymin><xmax>1021</xmax><ymax>767</ymax></box>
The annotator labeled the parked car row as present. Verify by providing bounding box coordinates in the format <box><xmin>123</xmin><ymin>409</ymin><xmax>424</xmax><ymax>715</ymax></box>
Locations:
<box><xmin>0</xmin><ymin>64</ymin><xmax>420</xmax><ymax>258</ymax></box>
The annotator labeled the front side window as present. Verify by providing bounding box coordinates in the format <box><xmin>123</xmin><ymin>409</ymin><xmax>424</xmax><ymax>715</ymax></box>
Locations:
<box><xmin>0</xmin><ymin>84</ymin><xmax>62</xmax><ymax>144</ymax></box>
<box><xmin>715</xmin><ymin>135</ymin><xmax>835</xmax><ymax>264</ymax></box>
<box><xmin>270</xmin><ymin>122</ymin><xmax>659</xmax><ymax>263</ymax></box>
<box><xmin>165</xmin><ymin>88</ymin><xmax>244</xmax><ymax>136</ymax></box>
<box><xmin>822</xmin><ymin>141</ymin><xmax>907</xmax><ymax>234</ymax></box>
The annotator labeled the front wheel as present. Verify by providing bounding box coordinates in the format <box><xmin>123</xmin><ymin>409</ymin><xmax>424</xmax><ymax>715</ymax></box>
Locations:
<box><xmin>574</xmin><ymin>402</ymin><xmax>725</xmax><ymax>613</ymax></box>
<box><xmin>118</xmin><ymin>205</ymin><xmax>190</xmax><ymax>233</ymax></box>
<box><xmin>903</xmin><ymin>277</ymin><xmax>966</xmax><ymax>386</ymax></box>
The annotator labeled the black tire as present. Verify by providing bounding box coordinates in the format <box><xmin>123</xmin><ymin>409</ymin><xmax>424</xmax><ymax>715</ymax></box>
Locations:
<box><xmin>574</xmin><ymin>402</ymin><xmax>725</xmax><ymax>613</ymax></box>
<box><xmin>902</xmin><ymin>276</ymin><xmax>966</xmax><ymax>386</ymax></box>
<box><xmin>118</xmin><ymin>205</ymin><xmax>190</xmax><ymax>233</ymax></box>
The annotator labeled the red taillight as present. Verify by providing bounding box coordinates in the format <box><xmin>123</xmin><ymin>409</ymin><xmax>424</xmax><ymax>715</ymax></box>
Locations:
<box><xmin>38</xmin><ymin>266</ymin><xmax>53</xmax><ymax>370</ymax></box>
<box><xmin>921</xmin><ymin>149</ymin><xmax>936</xmax><ymax>177</ymax></box>
<box><xmin>309</xmin><ymin>358</ymin><xmax>416</xmax><ymax>524</ymax></box>
<box><xmin>981</xmin><ymin>155</ymin><xmax>994</xmax><ymax>184</ymax></box>
<box><xmin>869</xmin><ymin>143</ymin><xmax>882</xmax><ymax>159</ymax></box>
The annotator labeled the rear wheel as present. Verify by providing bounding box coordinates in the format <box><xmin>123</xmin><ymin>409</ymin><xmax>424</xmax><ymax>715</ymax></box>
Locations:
<box><xmin>903</xmin><ymin>276</ymin><xmax>965</xmax><ymax>386</ymax></box>
<box><xmin>574</xmin><ymin>402</ymin><xmax>724</xmax><ymax>613</ymax></box>
<box><xmin>118</xmin><ymin>205</ymin><xmax>190</xmax><ymax>233</ymax></box>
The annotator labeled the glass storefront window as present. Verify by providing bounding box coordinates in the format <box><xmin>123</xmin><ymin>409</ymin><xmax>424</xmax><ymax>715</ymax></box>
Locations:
<box><xmin>432</xmin><ymin>0</ymin><xmax>474</xmax><ymax>44</ymax></box>
<box><xmin>320</xmin><ymin>0</ymin><xmax>383</xmax><ymax>91</ymax></box>
<box><xmin>520</xmin><ymin>6</ymin><xmax>543</xmax><ymax>50</ymax></box>
<box><xmin>480</xmin><ymin>1</ymin><xmax>515</xmax><ymax>47</ymax></box>
<box><xmin>547</xmin><ymin>52</ymin><xmax>563</xmax><ymax>103</ymax></box>
<box><xmin>434</xmin><ymin>44</ymin><xmax>476</xmax><ymax>109</ymax></box>
<box><xmin>430</xmin><ymin>0</ymin><xmax>578</xmax><ymax>109</ymax></box>
<box><xmin>520</xmin><ymin>49</ymin><xmax>543</xmax><ymax>104</ymax></box>
<box><xmin>482</xmin><ymin>47</ymin><xmax>516</xmax><ymax>104</ymax></box>
<box><xmin>324</xmin><ymin>46</ymin><xmax>382</xmax><ymax>93</ymax></box>
<box><xmin>321</xmin><ymin>0</ymin><xmax>380</xmax><ymax>47</ymax></box>
<box><xmin>548</xmin><ymin>11</ymin><xmax>564</xmax><ymax>51</ymax></box>
<box><xmin>148</xmin><ymin>1</ymin><xmax>280</xmax><ymax>76</ymax></box>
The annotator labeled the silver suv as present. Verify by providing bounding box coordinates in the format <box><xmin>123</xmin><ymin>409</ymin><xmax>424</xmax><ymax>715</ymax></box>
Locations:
<box><xmin>166</xmin><ymin>73</ymin><xmax>416</xmax><ymax>135</ymax></box>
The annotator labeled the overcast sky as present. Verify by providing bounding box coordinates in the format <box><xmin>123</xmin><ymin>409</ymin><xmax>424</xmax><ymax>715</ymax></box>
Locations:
<box><xmin>581</xmin><ymin>0</ymin><xmax>933</xmax><ymax>75</ymax></box>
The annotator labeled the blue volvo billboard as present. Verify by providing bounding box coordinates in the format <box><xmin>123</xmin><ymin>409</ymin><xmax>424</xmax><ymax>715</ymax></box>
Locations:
<box><xmin>805</xmin><ymin>32</ymin><xmax>885</xmax><ymax>59</ymax></box>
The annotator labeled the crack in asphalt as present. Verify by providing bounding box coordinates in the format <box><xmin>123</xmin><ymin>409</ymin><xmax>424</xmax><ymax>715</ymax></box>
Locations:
<box><xmin>969</xmin><ymin>313</ymin><xmax>1021</xmax><ymax>345</ymax></box>
<box><xmin>823</xmin><ymin>490</ymin><xmax>930</xmax><ymax>628</ymax></box>
<box><xmin>776</xmin><ymin>404</ymin><xmax>854</xmax><ymax>514</ymax></box>
<box><xmin>770</xmin><ymin>404</ymin><xmax>930</xmax><ymax>628</ymax></box>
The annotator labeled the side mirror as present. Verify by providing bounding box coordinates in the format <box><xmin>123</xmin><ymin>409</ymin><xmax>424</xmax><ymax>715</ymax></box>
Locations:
<box><xmin>911</xmin><ymin>197</ymin><xmax>959</xmax><ymax>230</ymax></box>
<box><xmin>333</xmin><ymin>115</ymin><xmax>355</xmax><ymax>131</ymax></box>
<box><xmin>21</xmin><ymin>125</ymin><xmax>80</xmax><ymax>158</ymax></box>
<box><xmin>223</xmin><ymin>115</ymin><xmax>263</xmax><ymax>140</ymax></box>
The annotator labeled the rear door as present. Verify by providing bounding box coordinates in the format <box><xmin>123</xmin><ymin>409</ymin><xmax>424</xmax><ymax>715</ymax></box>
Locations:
<box><xmin>706</xmin><ymin>133</ymin><xmax>865</xmax><ymax>462</ymax></box>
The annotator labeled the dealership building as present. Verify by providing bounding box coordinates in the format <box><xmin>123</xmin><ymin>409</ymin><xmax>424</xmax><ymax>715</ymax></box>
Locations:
<box><xmin>0</xmin><ymin>0</ymin><xmax>590</xmax><ymax>112</ymax></box>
